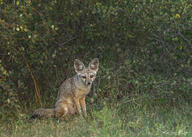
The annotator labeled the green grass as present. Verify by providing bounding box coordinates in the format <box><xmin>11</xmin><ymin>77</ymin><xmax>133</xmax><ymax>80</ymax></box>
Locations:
<box><xmin>1</xmin><ymin>95</ymin><xmax>192</xmax><ymax>137</ymax></box>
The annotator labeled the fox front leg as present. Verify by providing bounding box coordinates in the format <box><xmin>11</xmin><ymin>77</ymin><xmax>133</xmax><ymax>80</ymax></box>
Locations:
<box><xmin>80</xmin><ymin>97</ymin><xmax>87</xmax><ymax>118</ymax></box>
<box><xmin>73</xmin><ymin>97</ymin><xmax>83</xmax><ymax>117</ymax></box>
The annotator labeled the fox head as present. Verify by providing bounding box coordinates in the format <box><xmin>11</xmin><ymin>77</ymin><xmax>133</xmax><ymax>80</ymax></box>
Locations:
<box><xmin>74</xmin><ymin>58</ymin><xmax>99</xmax><ymax>86</ymax></box>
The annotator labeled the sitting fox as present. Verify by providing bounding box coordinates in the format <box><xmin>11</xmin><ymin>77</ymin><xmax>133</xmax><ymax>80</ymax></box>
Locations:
<box><xmin>31</xmin><ymin>58</ymin><xmax>99</xmax><ymax>119</ymax></box>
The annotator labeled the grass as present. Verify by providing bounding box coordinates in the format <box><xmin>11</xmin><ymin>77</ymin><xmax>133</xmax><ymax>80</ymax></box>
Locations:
<box><xmin>1</xmin><ymin>94</ymin><xmax>192</xmax><ymax>137</ymax></box>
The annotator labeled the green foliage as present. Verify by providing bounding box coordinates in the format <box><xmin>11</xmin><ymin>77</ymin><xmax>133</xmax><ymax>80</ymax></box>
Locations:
<box><xmin>0</xmin><ymin>0</ymin><xmax>191</xmax><ymax>122</ymax></box>
<box><xmin>89</xmin><ymin>106</ymin><xmax>125</xmax><ymax>137</ymax></box>
<box><xmin>0</xmin><ymin>60</ymin><xmax>20</xmax><ymax>120</ymax></box>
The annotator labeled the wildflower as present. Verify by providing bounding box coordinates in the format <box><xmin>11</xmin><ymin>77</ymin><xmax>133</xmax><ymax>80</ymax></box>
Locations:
<box><xmin>175</xmin><ymin>14</ymin><xmax>180</xmax><ymax>19</ymax></box>
<box><xmin>7</xmin><ymin>98</ymin><xmax>10</xmax><ymax>103</ymax></box>
<box><xmin>55</xmin><ymin>27</ymin><xmax>59</xmax><ymax>31</ymax></box>
<box><xmin>16</xmin><ymin>27</ymin><xmax>20</xmax><ymax>31</ymax></box>
<box><xmin>178</xmin><ymin>45</ymin><xmax>182</xmax><ymax>50</ymax></box>
<box><xmin>24</xmin><ymin>28</ymin><xmax>28</xmax><ymax>32</ymax></box>
<box><xmin>52</xmin><ymin>53</ymin><xmax>56</xmax><ymax>58</ymax></box>
<box><xmin>16</xmin><ymin>1</ymin><xmax>19</xmax><ymax>6</ymax></box>
<box><xmin>51</xmin><ymin>25</ymin><xmax>55</xmax><ymax>30</ymax></box>
<box><xmin>20</xmin><ymin>25</ymin><xmax>23</xmax><ymax>31</ymax></box>
<box><xmin>0</xmin><ymin>0</ymin><xmax>3</xmax><ymax>5</ymax></box>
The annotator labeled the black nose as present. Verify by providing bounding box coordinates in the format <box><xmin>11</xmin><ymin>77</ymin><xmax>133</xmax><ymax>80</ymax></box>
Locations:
<box><xmin>87</xmin><ymin>82</ymin><xmax>91</xmax><ymax>85</ymax></box>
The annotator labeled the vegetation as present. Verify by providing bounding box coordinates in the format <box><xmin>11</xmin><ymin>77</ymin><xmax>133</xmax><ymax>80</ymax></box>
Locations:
<box><xmin>1</xmin><ymin>100</ymin><xmax>192</xmax><ymax>137</ymax></box>
<box><xmin>0</xmin><ymin>0</ymin><xmax>192</xmax><ymax>136</ymax></box>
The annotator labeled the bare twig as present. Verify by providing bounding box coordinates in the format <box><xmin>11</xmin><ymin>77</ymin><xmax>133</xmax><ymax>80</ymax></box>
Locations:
<box><xmin>58</xmin><ymin>36</ymin><xmax>77</xmax><ymax>47</ymax></box>
<box><xmin>178</xmin><ymin>32</ymin><xmax>192</xmax><ymax>45</ymax></box>
<box><xmin>21</xmin><ymin>52</ymin><xmax>42</xmax><ymax>106</ymax></box>
<box><xmin>0</xmin><ymin>54</ymin><xmax>9</xmax><ymax>56</ymax></box>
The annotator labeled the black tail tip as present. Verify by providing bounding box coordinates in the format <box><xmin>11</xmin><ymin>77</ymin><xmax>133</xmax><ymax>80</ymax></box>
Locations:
<box><xmin>30</xmin><ymin>114</ymin><xmax>40</xmax><ymax>120</ymax></box>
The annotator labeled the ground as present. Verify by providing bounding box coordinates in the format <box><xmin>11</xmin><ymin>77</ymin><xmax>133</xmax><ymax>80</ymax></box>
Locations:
<box><xmin>1</xmin><ymin>94</ymin><xmax>192</xmax><ymax>137</ymax></box>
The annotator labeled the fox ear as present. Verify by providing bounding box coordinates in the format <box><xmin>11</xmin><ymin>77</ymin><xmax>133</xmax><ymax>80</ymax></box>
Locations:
<box><xmin>74</xmin><ymin>59</ymin><xmax>85</xmax><ymax>73</ymax></box>
<box><xmin>89</xmin><ymin>58</ymin><xmax>99</xmax><ymax>72</ymax></box>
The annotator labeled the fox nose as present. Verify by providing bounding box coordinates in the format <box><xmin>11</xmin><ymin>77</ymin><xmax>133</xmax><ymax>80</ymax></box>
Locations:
<box><xmin>87</xmin><ymin>82</ymin><xmax>91</xmax><ymax>85</ymax></box>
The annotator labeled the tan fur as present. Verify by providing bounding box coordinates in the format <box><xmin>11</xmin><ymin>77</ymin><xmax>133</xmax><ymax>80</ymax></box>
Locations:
<box><xmin>31</xmin><ymin>58</ymin><xmax>99</xmax><ymax>119</ymax></box>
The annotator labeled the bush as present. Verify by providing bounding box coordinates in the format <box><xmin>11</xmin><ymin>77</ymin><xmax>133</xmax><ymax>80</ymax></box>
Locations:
<box><xmin>0</xmin><ymin>0</ymin><xmax>191</xmax><ymax>121</ymax></box>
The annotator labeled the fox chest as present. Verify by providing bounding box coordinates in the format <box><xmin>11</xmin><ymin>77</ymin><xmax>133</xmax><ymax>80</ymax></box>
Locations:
<box><xmin>74</xmin><ymin>88</ymin><xmax>90</xmax><ymax>98</ymax></box>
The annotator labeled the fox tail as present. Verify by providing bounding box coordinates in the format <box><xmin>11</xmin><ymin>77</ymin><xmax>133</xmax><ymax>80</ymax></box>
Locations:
<box><xmin>30</xmin><ymin>108</ymin><xmax>55</xmax><ymax>119</ymax></box>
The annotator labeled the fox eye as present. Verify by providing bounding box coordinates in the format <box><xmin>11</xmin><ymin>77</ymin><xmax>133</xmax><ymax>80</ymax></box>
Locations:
<box><xmin>82</xmin><ymin>76</ymin><xmax>86</xmax><ymax>79</ymax></box>
<box><xmin>90</xmin><ymin>75</ymin><xmax>94</xmax><ymax>78</ymax></box>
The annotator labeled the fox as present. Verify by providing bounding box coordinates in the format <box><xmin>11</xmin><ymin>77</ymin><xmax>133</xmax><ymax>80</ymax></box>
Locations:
<box><xmin>31</xmin><ymin>58</ymin><xmax>99</xmax><ymax>119</ymax></box>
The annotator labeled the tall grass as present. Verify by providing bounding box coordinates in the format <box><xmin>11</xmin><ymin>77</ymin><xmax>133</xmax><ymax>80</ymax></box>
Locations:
<box><xmin>1</xmin><ymin>94</ymin><xmax>192</xmax><ymax>137</ymax></box>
